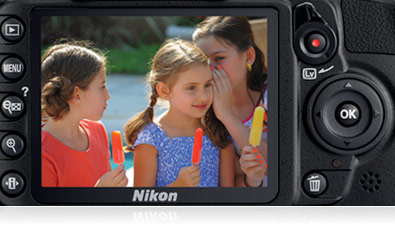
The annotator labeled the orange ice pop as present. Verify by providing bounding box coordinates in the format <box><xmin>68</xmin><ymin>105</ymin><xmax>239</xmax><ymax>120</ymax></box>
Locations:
<box><xmin>191</xmin><ymin>128</ymin><xmax>203</xmax><ymax>165</ymax></box>
<box><xmin>249</xmin><ymin>106</ymin><xmax>265</xmax><ymax>151</ymax></box>
<box><xmin>111</xmin><ymin>131</ymin><xmax>125</xmax><ymax>165</ymax></box>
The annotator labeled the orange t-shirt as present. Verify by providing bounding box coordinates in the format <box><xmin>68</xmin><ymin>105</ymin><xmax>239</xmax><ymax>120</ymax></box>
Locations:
<box><xmin>42</xmin><ymin>120</ymin><xmax>110</xmax><ymax>187</ymax></box>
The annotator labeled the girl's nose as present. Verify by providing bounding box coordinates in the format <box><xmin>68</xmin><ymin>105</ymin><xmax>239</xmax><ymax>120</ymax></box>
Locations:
<box><xmin>105</xmin><ymin>88</ymin><xmax>111</xmax><ymax>100</ymax></box>
<box><xmin>197</xmin><ymin>90</ymin><xmax>208</xmax><ymax>101</ymax></box>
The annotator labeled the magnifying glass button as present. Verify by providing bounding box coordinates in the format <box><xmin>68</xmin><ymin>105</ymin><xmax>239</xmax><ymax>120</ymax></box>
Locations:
<box><xmin>1</xmin><ymin>134</ymin><xmax>24</xmax><ymax>158</ymax></box>
<box><xmin>1</xmin><ymin>96</ymin><xmax>24</xmax><ymax>119</ymax></box>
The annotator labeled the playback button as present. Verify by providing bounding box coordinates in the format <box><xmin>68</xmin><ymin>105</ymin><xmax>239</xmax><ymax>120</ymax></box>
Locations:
<box><xmin>1</xmin><ymin>172</ymin><xmax>25</xmax><ymax>197</ymax></box>
<box><xmin>1</xmin><ymin>96</ymin><xmax>25</xmax><ymax>119</ymax></box>
<box><xmin>1</xmin><ymin>17</ymin><xmax>24</xmax><ymax>42</ymax></box>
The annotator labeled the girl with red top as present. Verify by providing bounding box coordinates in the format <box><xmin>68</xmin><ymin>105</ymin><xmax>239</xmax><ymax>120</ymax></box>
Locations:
<box><xmin>41</xmin><ymin>42</ymin><xmax>128</xmax><ymax>187</ymax></box>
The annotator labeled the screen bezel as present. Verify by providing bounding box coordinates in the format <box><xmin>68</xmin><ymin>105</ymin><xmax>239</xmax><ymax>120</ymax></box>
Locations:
<box><xmin>31</xmin><ymin>7</ymin><xmax>278</xmax><ymax>204</ymax></box>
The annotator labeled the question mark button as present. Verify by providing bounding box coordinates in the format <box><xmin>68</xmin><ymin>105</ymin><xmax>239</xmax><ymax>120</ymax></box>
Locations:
<box><xmin>1</xmin><ymin>96</ymin><xmax>25</xmax><ymax>119</ymax></box>
<box><xmin>21</xmin><ymin>86</ymin><xmax>29</xmax><ymax>97</ymax></box>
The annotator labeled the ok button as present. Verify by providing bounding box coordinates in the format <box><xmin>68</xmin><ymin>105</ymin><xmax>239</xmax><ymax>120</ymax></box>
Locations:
<box><xmin>336</xmin><ymin>103</ymin><xmax>361</xmax><ymax>127</ymax></box>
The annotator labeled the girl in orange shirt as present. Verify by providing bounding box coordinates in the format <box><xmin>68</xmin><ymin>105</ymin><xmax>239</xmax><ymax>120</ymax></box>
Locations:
<box><xmin>41</xmin><ymin>42</ymin><xmax>128</xmax><ymax>187</ymax></box>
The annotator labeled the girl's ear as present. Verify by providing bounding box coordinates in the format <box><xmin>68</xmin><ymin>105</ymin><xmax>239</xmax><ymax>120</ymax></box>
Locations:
<box><xmin>245</xmin><ymin>46</ymin><xmax>256</xmax><ymax>65</ymax></box>
<box><xmin>71</xmin><ymin>86</ymin><xmax>81</xmax><ymax>103</ymax></box>
<box><xmin>156</xmin><ymin>82</ymin><xmax>170</xmax><ymax>100</ymax></box>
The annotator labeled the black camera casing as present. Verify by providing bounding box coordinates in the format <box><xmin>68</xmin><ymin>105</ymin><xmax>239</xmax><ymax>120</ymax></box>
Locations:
<box><xmin>1</xmin><ymin>0</ymin><xmax>395</xmax><ymax>205</ymax></box>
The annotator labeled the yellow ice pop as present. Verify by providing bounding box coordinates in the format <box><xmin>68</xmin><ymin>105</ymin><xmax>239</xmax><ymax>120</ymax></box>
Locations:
<box><xmin>249</xmin><ymin>106</ymin><xmax>265</xmax><ymax>148</ymax></box>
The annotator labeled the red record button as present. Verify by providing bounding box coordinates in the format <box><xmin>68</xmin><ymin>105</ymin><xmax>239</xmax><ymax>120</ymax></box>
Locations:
<box><xmin>312</xmin><ymin>39</ymin><xmax>320</xmax><ymax>47</ymax></box>
<box><xmin>306</xmin><ymin>33</ymin><xmax>326</xmax><ymax>53</ymax></box>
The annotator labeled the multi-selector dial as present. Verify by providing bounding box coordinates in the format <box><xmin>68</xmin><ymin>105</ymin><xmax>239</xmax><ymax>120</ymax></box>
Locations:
<box><xmin>307</xmin><ymin>74</ymin><xmax>388</xmax><ymax>154</ymax></box>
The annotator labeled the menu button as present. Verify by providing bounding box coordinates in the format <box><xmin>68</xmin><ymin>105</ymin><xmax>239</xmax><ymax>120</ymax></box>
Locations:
<box><xmin>1</xmin><ymin>57</ymin><xmax>25</xmax><ymax>81</ymax></box>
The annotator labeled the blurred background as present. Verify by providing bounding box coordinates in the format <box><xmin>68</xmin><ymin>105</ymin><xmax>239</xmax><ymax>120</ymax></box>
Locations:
<box><xmin>41</xmin><ymin>16</ymin><xmax>267</xmax><ymax>186</ymax></box>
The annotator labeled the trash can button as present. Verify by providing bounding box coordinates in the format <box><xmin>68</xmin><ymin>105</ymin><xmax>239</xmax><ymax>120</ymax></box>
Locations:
<box><xmin>303</xmin><ymin>173</ymin><xmax>327</xmax><ymax>197</ymax></box>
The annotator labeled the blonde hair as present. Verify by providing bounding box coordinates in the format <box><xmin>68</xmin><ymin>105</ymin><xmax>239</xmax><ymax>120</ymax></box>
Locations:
<box><xmin>124</xmin><ymin>38</ymin><xmax>231</xmax><ymax>151</ymax></box>
<box><xmin>41</xmin><ymin>41</ymin><xmax>106</xmax><ymax>120</ymax></box>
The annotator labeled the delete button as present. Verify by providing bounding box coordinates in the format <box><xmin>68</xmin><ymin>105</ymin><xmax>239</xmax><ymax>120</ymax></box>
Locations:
<box><xmin>1</xmin><ymin>57</ymin><xmax>25</xmax><ymax>80</ymax></box>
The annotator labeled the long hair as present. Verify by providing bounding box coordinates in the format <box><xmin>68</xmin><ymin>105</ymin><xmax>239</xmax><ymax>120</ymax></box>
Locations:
<box><xmin>193</xmin><ymin>16</ymin><xmax>267</xmax><ymax>91</ymax></box>
<box><xmin>124</xmin><ymin>39</ymin><xmax>231</xmax><ymax>151</ymax></box>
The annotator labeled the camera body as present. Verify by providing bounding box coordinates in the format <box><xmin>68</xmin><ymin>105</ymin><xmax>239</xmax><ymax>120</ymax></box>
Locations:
<box><xmin>1</xmin><ymin>0</ymin><xmax>395</xmax><ymax>205</ymax></box>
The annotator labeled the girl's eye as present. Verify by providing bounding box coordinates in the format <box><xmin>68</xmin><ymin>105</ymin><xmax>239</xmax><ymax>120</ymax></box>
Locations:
<box><xmin>205</xmin><ymin>83</ymin><xmax>212</xmax><ymax>88</ymax></box>
<box><xmin>215</xmin><ymin>56</ymin><xmax>224</xmax><ymax>61</ymax></box>
<box><xmin>187</xmin><ymin>86</ymin><xmax>195</xmax><ymax>91</ymax></box>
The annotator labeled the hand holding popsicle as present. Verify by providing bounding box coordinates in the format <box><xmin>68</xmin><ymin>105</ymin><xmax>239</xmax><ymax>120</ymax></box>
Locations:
<box><xmin>173</xmin><ymin>165</ymin><xmax>201</xmax><ymax>187</ymax></box>
<box><xmin>95</xmin><ymin>164</ymin><xmax>128</xmax><ymax>187</ymax></box>
<box><xmin>111</xmin><ymin>131</ymin><xmax>125</xmax><ymax>165</ymax></box>
<box><xmin>191</xmin><ymin>128</ymin><xmax>203</xmax><ymax>165</ymax></box>
<box><xmin>249</xmin><ymin>106</ymin><xmax>266</xmax><ymax>164</ymax></box>
<box><xmin>239</xmin><ymin>145</ymin><xmax>267</xmax><ymax>187</ymax></box>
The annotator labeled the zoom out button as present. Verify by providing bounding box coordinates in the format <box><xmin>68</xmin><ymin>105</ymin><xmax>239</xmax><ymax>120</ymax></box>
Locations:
<box><xmin>1</xmin><ymin>96</ymin><xmax>25</xmax><ymax>119</ymax></box>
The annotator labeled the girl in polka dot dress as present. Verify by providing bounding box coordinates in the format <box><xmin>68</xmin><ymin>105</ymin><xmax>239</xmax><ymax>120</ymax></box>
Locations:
<box><xmin>124</xmin><ymin>39</ymin><xmax>235</xmax><ymax>187</ymax></box>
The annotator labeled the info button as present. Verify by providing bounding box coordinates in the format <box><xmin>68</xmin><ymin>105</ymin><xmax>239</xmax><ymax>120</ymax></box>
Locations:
<box><xmin>1</xmin><ymin>57</ymin><xmax>25</xmax><ymax>80</ymax></box>
<box><xmin>1</xmin><ymin>172</ymin><xmax>25</xmax><ymax>197</ymax></box>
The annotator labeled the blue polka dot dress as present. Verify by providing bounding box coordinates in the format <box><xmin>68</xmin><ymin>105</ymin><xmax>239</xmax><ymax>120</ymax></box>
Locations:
<box><xmin>133</xmin><ymin>123</ymin><xmax>220</xmax><ymax>187</ymax></box>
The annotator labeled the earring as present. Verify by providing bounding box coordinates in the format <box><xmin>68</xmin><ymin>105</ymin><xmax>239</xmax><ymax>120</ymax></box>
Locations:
<box><xmin>247</xmin><ymin>63</ymin><xmax>252</xmax><ymax>72</ymax></box>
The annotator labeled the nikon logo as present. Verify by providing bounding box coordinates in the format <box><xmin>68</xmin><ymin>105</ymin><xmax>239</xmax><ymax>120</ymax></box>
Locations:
<box><xmin>133</xmin><ymin>190</ymin><xmax>178</xmax><ymax>202</ymax></box>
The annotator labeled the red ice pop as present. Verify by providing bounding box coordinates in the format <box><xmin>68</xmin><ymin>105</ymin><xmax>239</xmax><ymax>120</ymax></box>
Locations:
<box><xmin>191</xmin><ymin>128</ymin><xmax>203</xmax><ymax>165</ymax></box>
<box><xmin>111</xmin><ymin>131</ymin><xmax>125</xmax><ymax>165</ymax></box>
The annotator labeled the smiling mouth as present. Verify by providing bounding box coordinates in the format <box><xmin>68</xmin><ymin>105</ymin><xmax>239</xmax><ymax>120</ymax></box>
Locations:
<box><xmin>193</xmin><ymin>104</ymin><xmax>208</xmax><ymax>110</ymax></box>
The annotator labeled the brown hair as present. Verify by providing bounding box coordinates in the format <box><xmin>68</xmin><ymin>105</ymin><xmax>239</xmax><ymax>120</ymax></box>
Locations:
<box><xmin>193</xmin><ymin>16</ymin><xmax>267</xmax><ymax>91</ymax></box>
<box><xmin>124</xmin><ymin>38</ymin><xmax>231</xmax><ymax>151</ymax></box>
<box><xmin>41</xmin><ymin>41</ymin><xmax>107</xmax><ymax>120</ymax></box>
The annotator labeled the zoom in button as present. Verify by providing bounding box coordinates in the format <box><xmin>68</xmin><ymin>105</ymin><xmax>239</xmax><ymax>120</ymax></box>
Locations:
<box><xmin>1</xmin><ymin>96</ymin><xmax>24</xmax><ymax>119</ymax></box>
<box><xmin>1</xmin><ymin>134</ymin><xmax>25</xmax><ymax>158</ymax></box>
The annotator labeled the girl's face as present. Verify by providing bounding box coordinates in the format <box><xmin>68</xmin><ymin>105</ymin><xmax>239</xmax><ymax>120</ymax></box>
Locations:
<box><xmin>167</xmin><ymin>64</ymin><xmax>213</xmax><ymax>119</ymax></box>
<box><xmin>77</xmin><ymin>69</ymin><xmax>111</xmax><ymax>121</ymax></box>
<box><xmin>196</xmin><ymin>35</ymin><xmax>250</xmax><ymax>89</ymax></box>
